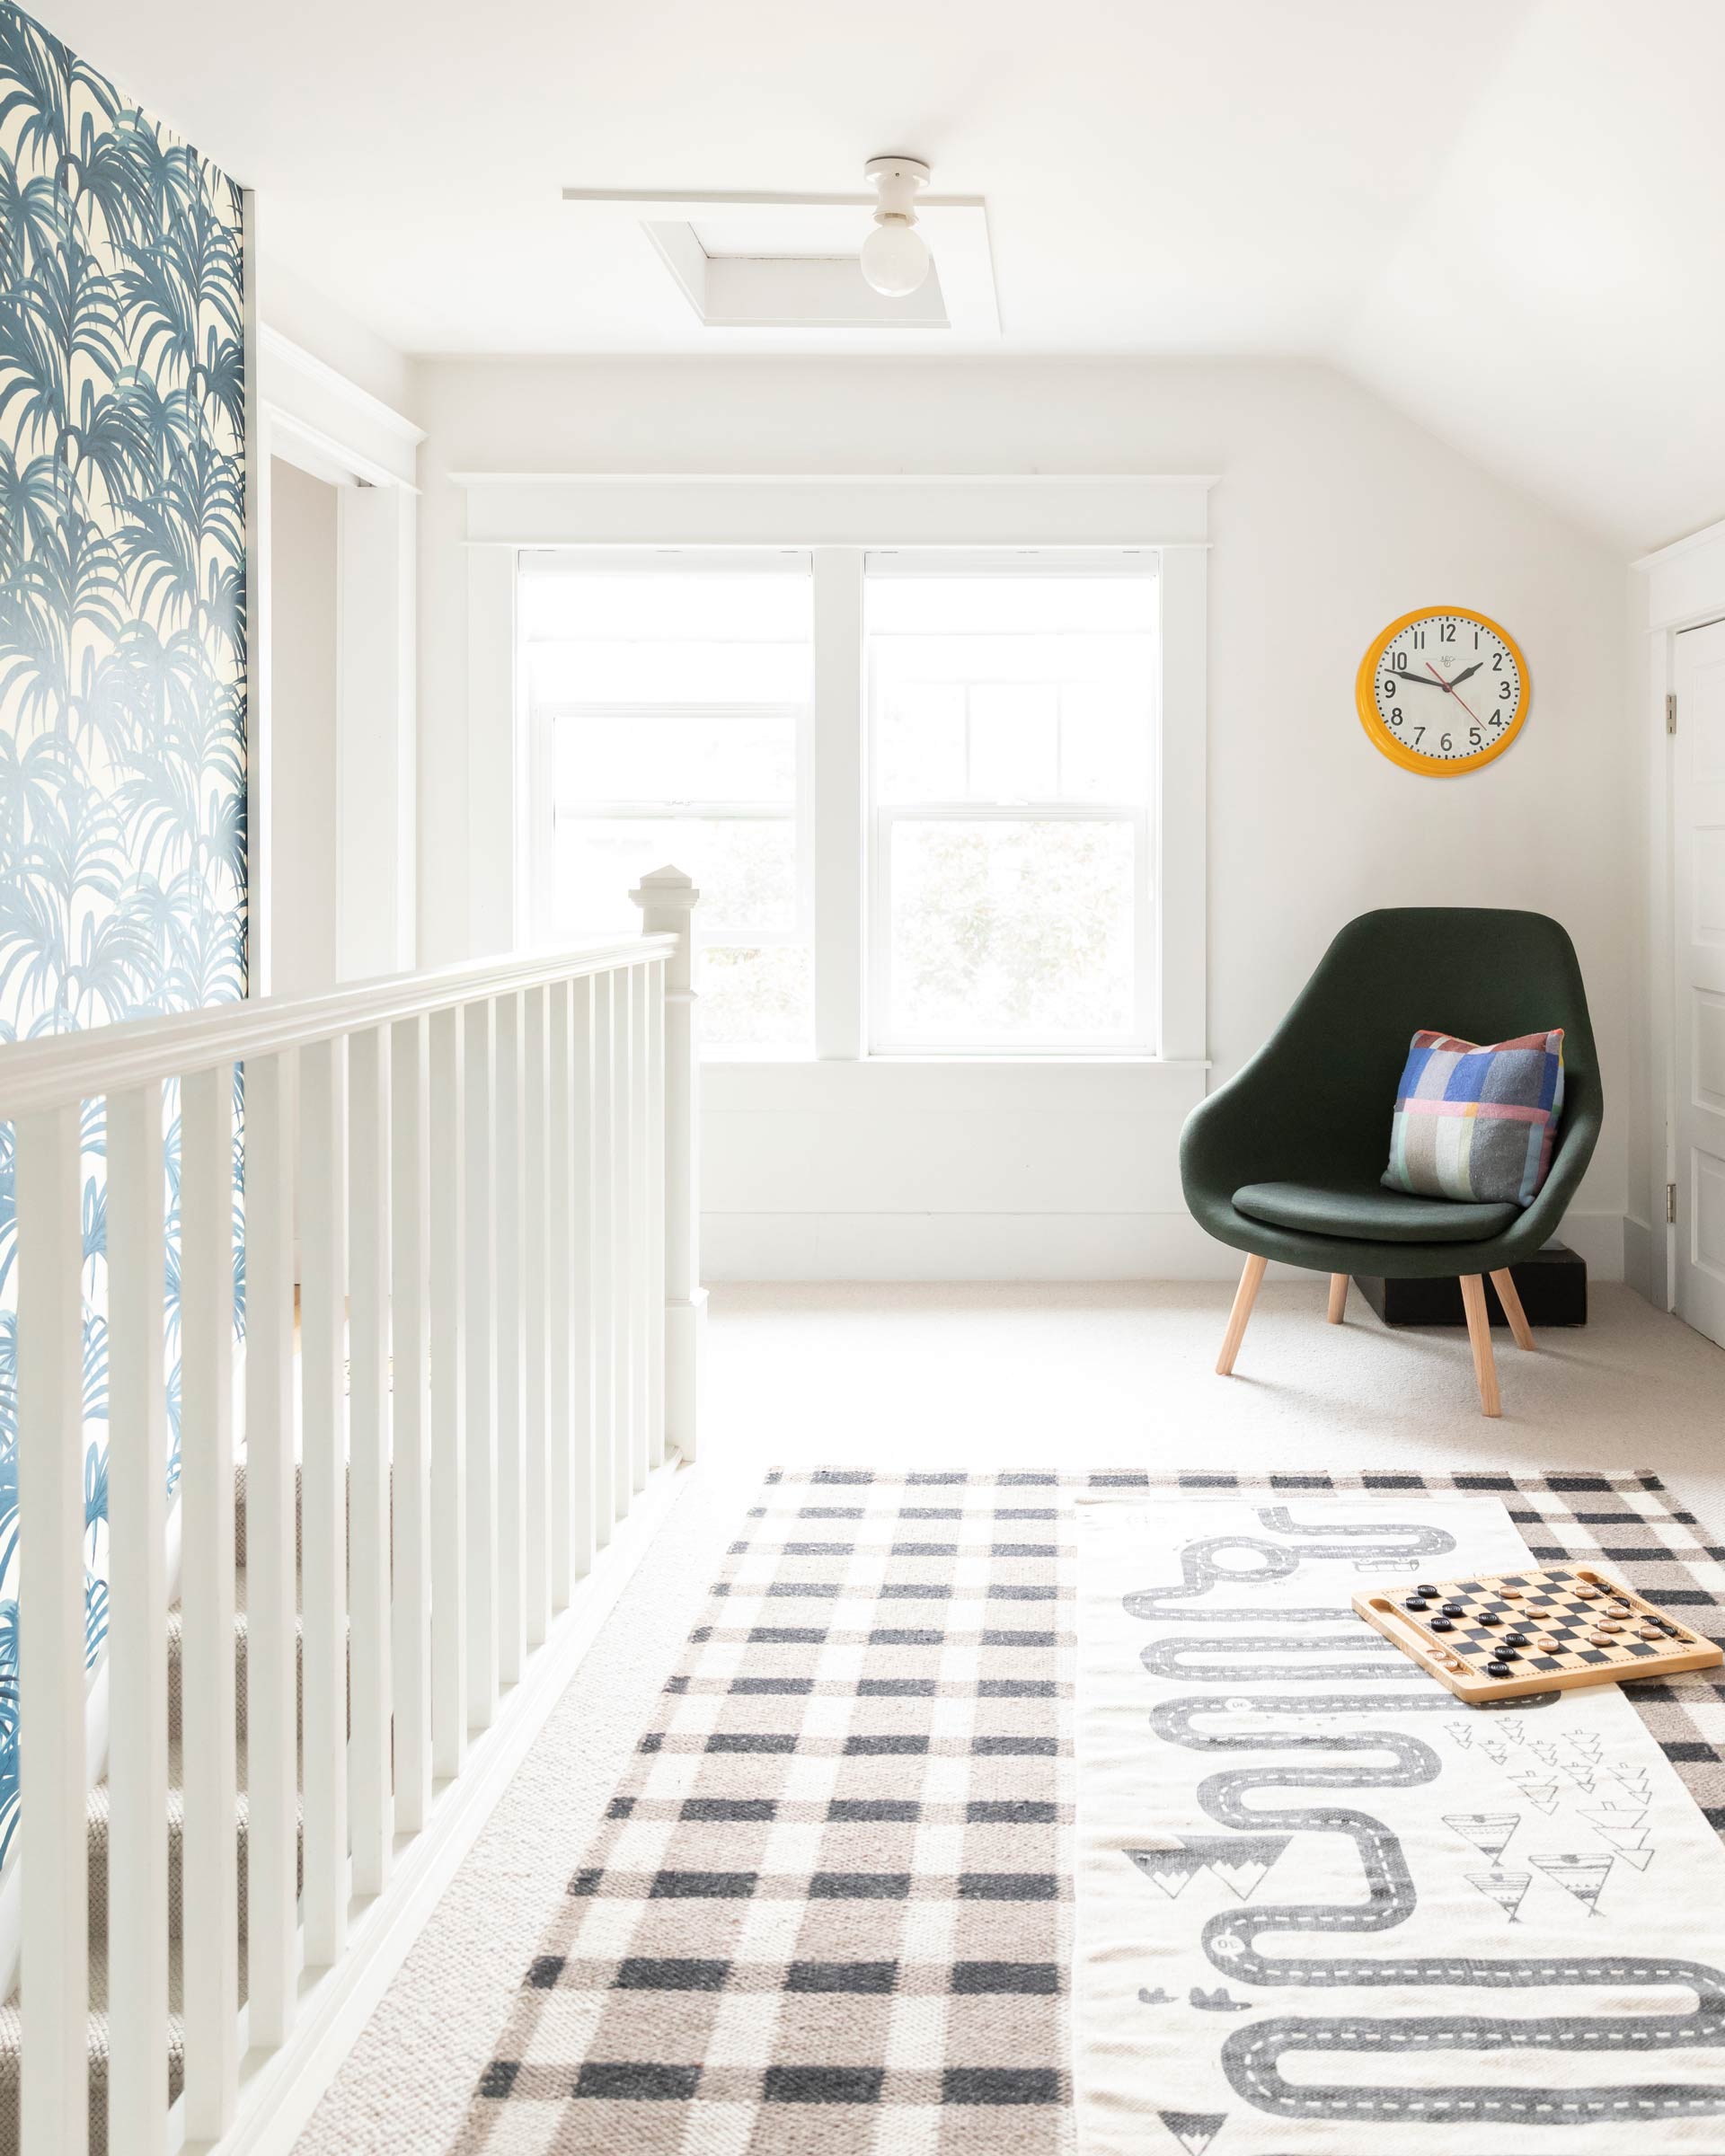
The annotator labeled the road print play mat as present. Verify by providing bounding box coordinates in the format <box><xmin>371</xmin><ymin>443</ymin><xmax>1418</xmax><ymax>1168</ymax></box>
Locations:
<box><xmin>1075</xmin><ymin>1496</ymin><xmax>1725</xmax><ymax>2155</ymax></box>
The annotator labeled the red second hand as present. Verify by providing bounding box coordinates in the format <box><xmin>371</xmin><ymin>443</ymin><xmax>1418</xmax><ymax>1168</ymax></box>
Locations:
<box><xmin>1426</xmin><ymin>660</ymin><xmax>1484</xmax><ymax>727</ymax></box>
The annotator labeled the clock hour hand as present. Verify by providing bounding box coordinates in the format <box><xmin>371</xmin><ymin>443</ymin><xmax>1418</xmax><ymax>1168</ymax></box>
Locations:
<box><xmin>1447</xmin><ymin>661</ymin><xmax>1483</xmax><ymax>687</ymax></box>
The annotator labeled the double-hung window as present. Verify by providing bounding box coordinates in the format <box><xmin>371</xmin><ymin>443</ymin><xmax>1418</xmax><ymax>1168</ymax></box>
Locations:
<box><xmin>521</xmin><ymin>543</ymin><xmax>1163</xmax><ymax>1058</ymax></box>
<box><xmin>865</xmin><ymin>552</ymin><xmax>1159</xmax><ymax>1053</ymax></box>
<box><xmin>520</xmin><ymin>551</ymin><xmax>814</xmax><ymax>1050</ymax></box>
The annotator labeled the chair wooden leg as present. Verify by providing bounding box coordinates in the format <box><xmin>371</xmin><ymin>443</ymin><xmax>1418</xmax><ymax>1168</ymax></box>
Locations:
<box><xmin>1216</xmin><ymin>1254</ymin><xmax>1268</xmax><ymax>1376</ymax></box>
<box><xmin>1491</xmin><ymin>1268</ymin><xmax>1535</xmax><ymax>1351</ymax></box>
<box><xmin>1459</xmin><ymin>1275</ymin><xmax>1501</xmax><ymax>1418</ymax></box>
<box><xmin>1327</xmin><ymin>1273</ymin><xmax>1349</xmax><ymax>1324</ymax></box>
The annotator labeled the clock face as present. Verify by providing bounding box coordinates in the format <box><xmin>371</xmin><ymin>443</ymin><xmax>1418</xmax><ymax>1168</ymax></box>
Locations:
<box><xmin>1356</xmin><ymin>608</ymin><xmax>1530</xmax><ymax>776</ymax></box>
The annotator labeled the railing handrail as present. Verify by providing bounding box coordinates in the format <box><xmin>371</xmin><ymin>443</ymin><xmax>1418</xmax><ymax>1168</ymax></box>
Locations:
<box><xmin>0</xmin><ymin>933</ymin><xmax>677</xmax><ymax>1118</ymax></box>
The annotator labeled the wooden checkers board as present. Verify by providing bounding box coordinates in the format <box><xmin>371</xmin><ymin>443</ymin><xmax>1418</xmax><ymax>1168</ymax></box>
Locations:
<box><xmin>1354</xmin><ymin>1565</ymin><xmax>1723</xmax><ymax>1705</ymax></box>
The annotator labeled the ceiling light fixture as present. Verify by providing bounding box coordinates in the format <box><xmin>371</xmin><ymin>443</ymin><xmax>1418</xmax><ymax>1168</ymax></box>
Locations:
<box><xmin>861</xmin><ymin>155</ymin><xmax>932</xmax><ymax>297</ymax></box>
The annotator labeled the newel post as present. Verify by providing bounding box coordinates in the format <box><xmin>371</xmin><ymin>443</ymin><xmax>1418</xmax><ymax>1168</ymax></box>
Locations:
<box><xmin>632</xmin><ymin>865</ymin><xmax>704</xmax><ymax>1461</ymax></box>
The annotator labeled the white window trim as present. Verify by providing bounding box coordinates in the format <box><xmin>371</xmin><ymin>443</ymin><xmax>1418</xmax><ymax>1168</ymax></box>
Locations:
<box><xmin>462</xmin><ymin>473</ymin><xmax>1211</xmax><ymax>1068</ymax></box>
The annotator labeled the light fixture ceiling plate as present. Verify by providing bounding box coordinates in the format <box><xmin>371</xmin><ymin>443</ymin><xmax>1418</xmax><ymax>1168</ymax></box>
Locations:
<box><xmin>562</xmin><ymin>189</ymin><xmax>999</xmax><ymax>336</ymax></box>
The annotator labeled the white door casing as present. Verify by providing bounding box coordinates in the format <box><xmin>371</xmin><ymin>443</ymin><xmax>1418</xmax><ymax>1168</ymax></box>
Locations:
<box><xmin>1673</xmin><ymin>614</ymin><xmax>1725</xmax><ymax>1347</ymax></box>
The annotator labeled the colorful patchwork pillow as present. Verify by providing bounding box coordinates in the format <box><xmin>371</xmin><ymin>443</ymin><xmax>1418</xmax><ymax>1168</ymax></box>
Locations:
<box><xmin>1382</xmin><ymin>1029</ymin><xmax>1564</xmax><ymax>1207</ymax></box>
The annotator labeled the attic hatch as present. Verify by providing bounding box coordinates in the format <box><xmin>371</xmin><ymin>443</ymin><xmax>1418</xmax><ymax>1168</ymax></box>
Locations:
<box><xmin>560</xmin><ymin>188</ymin><xmax>1000</xmax><ymax>334</ymax></box>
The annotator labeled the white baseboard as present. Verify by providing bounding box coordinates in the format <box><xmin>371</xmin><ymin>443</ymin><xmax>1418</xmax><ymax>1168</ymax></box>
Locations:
<box><xmin>209</xmin><ymin>1457</ymin><xmax>687</xmax><ymax>2156</ymax></box>
<box><xmin>703</xmin><ymin>1210</ymin><xmax>1630</xmax><ymax>1284</ymax></box>
<box><xmin>1622</xmin><ymin>1212</ymin><xmax>1663</xmax><ymax>1307</ymax></box>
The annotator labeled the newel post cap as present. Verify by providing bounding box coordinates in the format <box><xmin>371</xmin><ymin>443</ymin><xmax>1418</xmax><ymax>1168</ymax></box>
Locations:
<box><xmin>631</xmin><ymin>862</ymin><xmax>700</xmax><ymax>923</ymax></box>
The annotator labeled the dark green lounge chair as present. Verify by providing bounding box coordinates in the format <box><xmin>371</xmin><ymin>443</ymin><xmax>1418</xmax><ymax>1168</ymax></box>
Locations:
<box><xmin>1180</xmin><ymin>907</ymin><xmax>1601</xmax><ymax>1416</ymax></box>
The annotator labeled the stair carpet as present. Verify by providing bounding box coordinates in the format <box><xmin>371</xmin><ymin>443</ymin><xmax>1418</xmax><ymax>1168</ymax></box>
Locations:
<box><xmin>0</xmin><ymin>1463</ymin><xmax>312</xmax><ymax>2155</ymax></box>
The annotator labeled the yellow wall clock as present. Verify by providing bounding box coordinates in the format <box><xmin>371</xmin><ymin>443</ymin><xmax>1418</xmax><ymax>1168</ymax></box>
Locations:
<box><xmin>1356</xmin><ymin>607</ymin><xmax>1530</xmax><ymax>775</ymax></box>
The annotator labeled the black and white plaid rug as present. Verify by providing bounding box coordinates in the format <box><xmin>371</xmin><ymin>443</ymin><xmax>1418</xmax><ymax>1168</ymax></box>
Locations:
<box><xmin>451</xmin><ymin>1469</ymin><xmax>1725</xmax><ymax>2155</ymax></box>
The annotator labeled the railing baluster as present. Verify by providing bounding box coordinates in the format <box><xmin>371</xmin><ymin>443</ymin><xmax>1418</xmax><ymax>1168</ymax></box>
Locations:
<box><xmin>299</xmin><ymin>1038</ymin><xmax>349</xmax><ymax>1966</ymax></box>
<box><xmin>493</xmin><ymin>991</ymin><xmax>526</xmax><ymax>1679</ymax></box>
<box><xmin>106</xmin><ymin>1082</ymin><xmax>168</xmax><ymax>2156</ymax></box>
<box><xmin>347</xmin><ymin>1028</ymin><xmax>393</xmax><ymax>1894</ymax></box>
<box><xmin>631</xmin><ymin>963</ymin><xmax>650</xmax><ymax>1497</ymax></box>
<box><xmin>522</xmin><ymin>987</ymin><xmax>551</xmax><ymax>1646</ymax></box>
<box><xmin>589</xmin><ymin>971</ymin><xmax>615</xmax><ymax>1543</ymax></box>
<box><xmin>647</xmin><ymin>959</ymin><xmax>667</xmax><ymax>1472</ymax></box>
<box><xmin>16</xmin><ymin>1102</ymin><xmax>91</xmax><ymax>2156</ymax></box>
<box><xmin>546</xmin><ymin>980</ymin><xmax>574</xmax><ymax>1610</ymax></box>
<box><xmin>390</xmin><ymin>1017</ymin><xmax>432</xmax><ymax>1830</ymax></box>
<box><xmin>611</xmin><ymin>968</ymin><xmax>632</xmax><ymax>1523</ymax></box>
<box><xmin>429</xmin><ymin>1008</ymin><xmax>467</xmax><ymax>1774</ymax></box>
<box><xmin>570</xmin><ymin>976</ymin><xmax>596</xmax><ymax>1579</ymax></box>
<box><xmin>180</xmin><ymin>1064</ymin><xmax>239</xmax><ymax>2134</ymax></box>
<box><xmin>243</xmin><ymin>1049</ymin><xmax>299</xmax><ymax>2047</ymax></box>
<box><xmin>462</xmin><ymin>998</ymin><xmax>499</xmax><ymax>1727</ymax></box>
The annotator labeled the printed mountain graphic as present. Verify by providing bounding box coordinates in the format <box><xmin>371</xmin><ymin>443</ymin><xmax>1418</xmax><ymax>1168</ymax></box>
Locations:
<box><xmin>1467</xmin><ymin>1869</ymin><xmax>1532</xmax><ymax>1922</ymax></box>
<box><xmin>1581</xmin><ymin>1805</ymin><xmax>1655</xmax><ymax>1869</ymax></box>
<box><xmin>1534</xmin><ymin>1852</ymin><xmax>1614</xmax><ymax>1913</ymax></box>
<box><xmin>1159</xmin><ymin>2112</ymin><xmax>1227</xmax><ymax>2155</ymax></box>
<box><xmin>1445</xmin><ymin>1811</ymin><xmax>1523</xmax><ymax>1860</ymax></box>
<box><xmin>1127</xmin><ymin>1836</ymin><xmax>1292</xmax><ymax>1903</ymax></box>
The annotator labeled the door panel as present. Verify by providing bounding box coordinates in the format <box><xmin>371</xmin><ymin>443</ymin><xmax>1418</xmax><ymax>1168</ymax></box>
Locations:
<box><xmin>1674</xmin><ymin>619</ymin><xmax>1725</xmax><ymax>1345</ymax></box>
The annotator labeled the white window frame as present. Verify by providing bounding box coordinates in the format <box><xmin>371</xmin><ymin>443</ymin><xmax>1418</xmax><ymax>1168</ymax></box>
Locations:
<box><xmin>464</xmin><ymin>473</ymin><xmax>1211</xmax><ymax>1070</ymax></box>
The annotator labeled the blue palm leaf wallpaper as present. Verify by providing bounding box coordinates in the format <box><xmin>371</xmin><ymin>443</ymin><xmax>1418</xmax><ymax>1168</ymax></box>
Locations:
<box><xmin>0</xmin><ymin>1</ymin><xmax>246</xmax><ymax>1856</ymax></box>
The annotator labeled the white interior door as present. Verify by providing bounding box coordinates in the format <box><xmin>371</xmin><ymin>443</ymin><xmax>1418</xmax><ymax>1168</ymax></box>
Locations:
<box><xmin>1673</xmin><ymin>615</ymin><xmax>1725</xmax><ymax>1346</ymax></box>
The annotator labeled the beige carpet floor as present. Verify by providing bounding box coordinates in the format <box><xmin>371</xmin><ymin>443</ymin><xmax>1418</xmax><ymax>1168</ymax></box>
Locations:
<box><xmin>290</xmin><ymin>1281</ymin><xmax>1725</xmax><ymax>2154</ymax></box>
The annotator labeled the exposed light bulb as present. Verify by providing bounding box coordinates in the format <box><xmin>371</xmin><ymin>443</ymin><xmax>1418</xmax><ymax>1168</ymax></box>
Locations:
<box><xmin>861</xmin><ymin>216</ymin><xmax>931</xmax><ymax>297</ymax></box>
<box><xmin>862</xmin><ymin>155</ymin><xmax>933</xmax><ymax>298</ymax></box>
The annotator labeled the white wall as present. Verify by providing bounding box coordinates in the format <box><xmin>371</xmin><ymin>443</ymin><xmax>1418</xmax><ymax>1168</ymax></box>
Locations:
<box><xmin>414</xmin><ymin>357</ymin><xmax>1632</xmax><ymax>1280</ymax></box>
<box><xmin>268</xmin><ymin>456</ymin><xmax>340</xmax><ymax>1001</ymax></box>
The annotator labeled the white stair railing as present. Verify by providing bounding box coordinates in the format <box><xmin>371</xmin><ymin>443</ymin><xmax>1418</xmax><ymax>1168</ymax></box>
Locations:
<box><xmin>0</xmin><ymin>870</ymin><xmax>702</xmax><ymax>2156</ymax></box>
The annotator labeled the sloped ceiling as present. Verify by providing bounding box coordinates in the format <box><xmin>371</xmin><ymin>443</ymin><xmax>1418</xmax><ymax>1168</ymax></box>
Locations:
<box><xmin>40</xmin><ymin>0</ymin><xmax>1724</xmax><ymax>552</ymax></box>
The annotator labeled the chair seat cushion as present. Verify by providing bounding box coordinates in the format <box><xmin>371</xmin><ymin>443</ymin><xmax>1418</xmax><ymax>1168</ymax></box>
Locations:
<box><xmin>1232</xmin><ymin>1180</ymin><xmax>1518</xmax><ymax>1244</ymax></box>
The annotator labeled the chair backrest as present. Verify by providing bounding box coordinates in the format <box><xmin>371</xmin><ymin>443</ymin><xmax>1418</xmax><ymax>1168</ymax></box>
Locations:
<box><xmin>1252</xmin><ymin>908</ymin><xmax>1599</xmax><ymax>1189</ymax></box>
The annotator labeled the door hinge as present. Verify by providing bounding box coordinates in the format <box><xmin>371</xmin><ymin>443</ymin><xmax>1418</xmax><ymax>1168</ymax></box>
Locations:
<box><xmin>1668</xmin><ymin>1180</ymin><xmax>1678</xmax><ymax>1224</ymax></box>
<box><xmin>1668</xmin><ymin>692</ymin><xmax>1678</xmax><ymax>735</ymax></box>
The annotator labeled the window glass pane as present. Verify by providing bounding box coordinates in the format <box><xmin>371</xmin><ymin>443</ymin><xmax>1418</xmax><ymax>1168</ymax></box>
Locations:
<box><xmin>522</xmin><ymin>568</ymin><xmax>810</xmax><ymax>643</ymax></box>
<box><xmin>553</xmin><ymin>711</ymin><xmax>795</xmax><ymax>805</ymax></box>
<box><xmin>967</xmin><ymin>685</ymin><xmax>1059</xmax><ymax>800</ymax></box>
<box><xmin>528</xmin><ymin>636</ymin><xmax>809</xmax><ymax>706</ymax></box>
<box><xmin>875</xmin><ymin>682</ymin><xmax>966</xmax><ymax>800</ymax></box>
<box><xmin>554</xmin><ymin>817</ymin><xmax>798</xmax><ymax>937</ymax></box>
<box><xmin>702</xmin><ymin>945</ymin><xmax>813</xmax><ymax>1049</ymax></box>
<box><xmin>524</xmin><ymin>561</ymin><xmax>813</xmax><ymax>1052</ymax></box>
<box><xmin>885</xmin><ymin>818</ymin><xmax>1137</xmax><ymax>1045</ymax></box>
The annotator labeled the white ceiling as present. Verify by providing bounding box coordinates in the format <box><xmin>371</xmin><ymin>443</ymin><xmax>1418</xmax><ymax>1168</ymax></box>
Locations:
<box><xmin>44</xmin><ymin>0</ymin><xmax>1725</xmax><ymax>550</ymax></box>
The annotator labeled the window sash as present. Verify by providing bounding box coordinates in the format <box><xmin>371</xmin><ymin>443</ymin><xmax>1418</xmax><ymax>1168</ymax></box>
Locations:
<box><xmin>867</xmin><ymin>802</ymin><xmax>1155</xmax><ymax>1057</ymax></box>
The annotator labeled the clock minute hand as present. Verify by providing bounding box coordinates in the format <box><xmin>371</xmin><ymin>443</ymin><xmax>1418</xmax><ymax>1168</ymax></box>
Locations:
<box><xmin>1389</xmin><ymin>671</ymin><xmax>1445</xmax><ymax>688</ymax></box>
